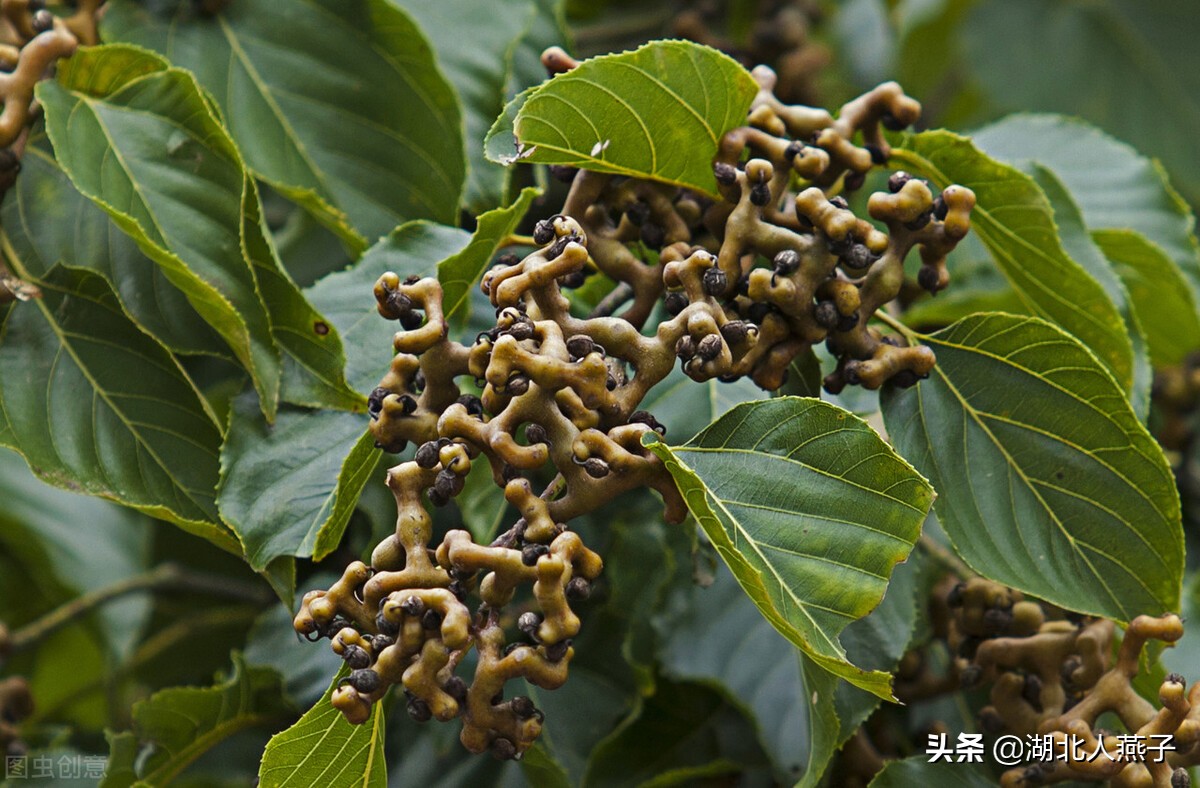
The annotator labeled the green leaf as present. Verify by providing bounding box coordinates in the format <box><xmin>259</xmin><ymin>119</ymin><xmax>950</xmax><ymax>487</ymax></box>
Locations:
<box><xmin>307</xmin><ymin>222</ymin><xmax>469</xmax><ymax>395</ymax></box>
<box><xmin>507</xmin><ymin>0</ymin><xmax>571</xmax><ymax>97</ymax></box>
<box><xmin>0</xmin><ymin>266</ymin><xmax>235</xmax><ymax>552</ymax></box>
<box><xmin>245</xmin><ymin>587</ymin><xmax>343</xmax><ymax>709</ymax></box>
<box><xmin>1023</xmin><ymin>165</ymin><xmax>1152</xmax><ymax>420</ymax></box>
<box><xmin>868</xmin><ymin>755</ymin><xmax>995</xmax><ymax>787</ymax></box>
<box><xmin>397</xmin><ymin>0</ymin><xmax>534</xmax><ymax>213</ymax></box>
<box><xmin>657</xmin><ymin>561</ymin><xmax>809</xmax><ymax>781</ymax></box>
<box><xmin>241</xmin><ymin>181</ymin><xmax>360</xmax><ymax>411</ymax></box>
<box><xmin>970</xmin><ymin>114</ymin><xmax>1200</xmax><ymax>296</ymax></box>
<box><xmin>486</xmin><ymin>40</ymin><xmax>758</xmax><ymax>196</ymax></box>
<box><xmin>101</xmin><ymin>654</ymin><xmax>290</xmax><ymax>788</ymax></box>
<box><xmin>258</xmin><ymin>669</ymin><xmax>386</xmax><ymax>788</ymax></box>
<box><xmin>217</xmin><ymin>397</ymin><xmax>380</xmax><ymax>571</ymax></box>
<box><xmin>638</xmin><ymin>364</ymin><xmax>766</xmax><ymax>443</ymax></box>
<box><xmin>962</xmin><ymin>1</ymin><xmax>1200</xmax><ymax>208</ymax></box>
<box><xmin>582</xmin><ymin>678</ymin><xmax>769</xmax><ymax>788</ymax></box>
<box><xmin>39</xmin><ymin>58</ymin><xmax>283</xmax><ymax>419</ymax></box>
<box><xmin>642</xmin><ymin>397</ymin><xmax>934</xmax><ymax>698</ymax></box>
<box><xmin>102</xmin><ymin>0</ymin><xmax>466</xmax><ymax>247</ymax></box>
<box><xmin>890</xmin><ymin>130</ymin><xmax>1134</xmax><ymax>392</ymax></box>
<box><xmin>438</xmin><ymin>187</ymin><xmax>540</xmax><ymax>321</ymax></box>
<box><xmin>880</xmin><ymin>313</ymin><xmax>1183</xmax><ymax>621</ymax></box>
<box><xmin>0</xmin><ymin>448</ymin><xmax>152</xmax><ymax>660</ymax></box>
<box><xmin>4</xmin><ymin>130</ymin><xmax>228</xmax><ymax>358</ymax></box>
<box><xmin>1092</xmin><ymin>228</ymin><xmax>1200</xmax><ymax>368</ymax></box>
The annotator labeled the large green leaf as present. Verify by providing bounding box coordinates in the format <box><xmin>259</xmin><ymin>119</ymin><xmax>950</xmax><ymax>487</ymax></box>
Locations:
<box><xmin>881</xmin><ymin>313</ymin><xmax>1183</xmax><ymax>621</ymax></box>
<box><xmin>486</xmin><ymin>40</ymin><xmax>758</xmax><ymax>195</ymax></box>
<box><xmin>438</xmin><ymin>187</ymin><xmax>540</xmax><ymax>321</ymax></box>
<box><xmin>583</xmin><ymin>678</ymin><xmax>770</xmax><ymax>788</ymax></box>
<box><xmin>1025</xmin><ymin>165</ymin><xmax>1151</xmax><ymax>419</ymax></box>
<box><xmin>971</xmin><ymin>114</ymin><xmax>1200</xmax><ymax>294</ymax></box>
<box><xmin>41</xmin><ymin>48</ymin><xmax>283</xmax><ymax>418</ymax></box>
<box><xmin>657</xmin><ymin>547</ymin><xmax>922</xmax><ymax>786</ymax></box>
<box><xmin>102</xmin><ymin>655</ymin><xmax>290</xmax><ymax>787</ymax></box>
<box><xmin>963</xmin><ymin>0</ymin><xmax>1200</xmax><ymax>208</ymax></box>
<box><xmin>643</xmin><ymin>397</ymin><xmax>933</xmax><ymax>698</ymax></box>
<box><xmin>398</xmin><ymin>0</ymin><xmax>533</xmax><ymax>212</ymax></box>
<box><xmin>242</xmin><ymin>180</ymin><xmax>360</xmax><ymax>411</ymax></box>
<box><xmin>0</xmin><ymin>266</ymin><xmax>234</xmax><ymax>552</ymax></box>
<box><xmin>1092</xmin><ymin>228</ymin><xmax>1200</xmax><ymax>368</ymax></box>
<box><xmin>103</xmin><ymin>0</ymin><xmax>466</xmax><ymax>247</ymax></box>
<box><xmin>890</xmin><ymin>130</ymin><xmax>1134</xmax><ymax>391</ymax></box>
<box><xmin>639</xmin><ymin>364</ymin><xmax>766</xmax><ymax>443</ymax></box>
<box><xmin>258</xmin><ymin>669</ymin><xmax>386</xmax><ymax>788</ymax></box>
<box><xmin>868</xmin><ymin>756</ymin><xmax>995</xmax><ymax>787</ymax></box>
<box><xmin>4</xmin><ymin>130</ymin><xmax>227</xmax><ymax>358</ymax></box>
<box><xmin>0</xmin><ymin>448</ymin><xmax>152</xmax><ymax>660</ymax></box>
<box><xmin>307</xmin><ymin>222</ymin><xmax>469</xmax><ymax>394</ymax></box>
<box><xmin>245</xmin><ymin>584</ymin><xmax>343</xmax><ymax>709</ymax></box>
<box><xmin>217</xmin><ymin>398</ymin><xmax>380</xmax><ymax>571</ymax></box>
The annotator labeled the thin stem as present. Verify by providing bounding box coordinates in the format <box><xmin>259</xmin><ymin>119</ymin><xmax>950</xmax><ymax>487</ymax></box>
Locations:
<box><xmin>589</xmin><ymin>282</ymin><xmax>634</xmax><ymax>318</ymax></box>
<box><xmin>9</xmin><ymin>563</ymin><xmax>270</xmax><ymax>653</ymax></box>
<box><xmin>871</xmin><ymin>309</ymin><xmax>918</xmax><ymax>339</ymax></box>
<box><xmin>503</xmin><ymin>234</ymin><xmax>537</xmax><ymax>248</ymax></box>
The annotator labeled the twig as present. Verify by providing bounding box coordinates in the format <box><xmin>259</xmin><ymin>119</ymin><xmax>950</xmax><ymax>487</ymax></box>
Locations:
<box><xmin>588</xmin><ymin>281</ymin><xmax>634</xmax><ymax>318</ymax></box>
<box><xmin>9</xmin><ymin>563</ymin><xmax>270</xmax><ymax>653</ymax></box>
<box><xmin>918</xmin><ymin>532</ymin><xmax>972</xmax><ymax>579</ymax></box>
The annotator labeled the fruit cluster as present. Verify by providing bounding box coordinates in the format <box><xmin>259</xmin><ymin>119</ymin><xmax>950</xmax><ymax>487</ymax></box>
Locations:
<box><xmin>295</xmin><ymin>52</ymin><xmax>976</xmax><ymax>760</ymax></box>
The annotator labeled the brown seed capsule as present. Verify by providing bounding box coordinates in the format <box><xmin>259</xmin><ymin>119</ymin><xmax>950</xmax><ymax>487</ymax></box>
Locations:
<box><xmin>408</xmin><ymin>697</ymin><xmax>432</xmax><ymax>722</ymax></box>
<box><xmin>511</xmin><ymin>696</ymin><xmax>543</xmax><ymax>722</ymax></box>
<box><xmin>367</xmin><ymin>387</ymin><xmax>390</xmax><ymax>420</ymax></box>
<box><xmin>401</xmin><ymin>596</ymin><xmax>426</xmax><ymax>618</ymax></box>
<box><xmin>533</xmin><ymin>219</ymin><xmax>557</xmax><ymax>245</ymax></box>
<box><xmin>526</xmin><ymin>424</ymin><xmax>548</xmax><ymax>445</ymax></box>
<box><xmin>583</xmin><ymin>457</ymin><xmax>610</xmax><ymax>478</ymax></box>
<box><xmin>415</xmin><ymin>441</ymin><xmax>440</xmax><ymax>469</ymax></box>
<box><xmin>713</xmin><ymin>162</ymin><xmax>737</xmax><ymax>185</ymax></box>
<box><xmin>518</xmin><ymin>612</ymin><xmax>543</xmax><ymax>640</ymax></box>
<box><xmin>506</xmin><ymin>374</ymin><xmax>530</xmax><ymax>396</ymax></box>
<box><xmin>545</xmin><ymin>639</ymin><xmax>571</xmax><ymax>662</ymax></box>
<box><xmin>444</xmin><ymin>676</ymin><xmax>468</xmax><ymax>704</ymax></box>
<box><xmin>750</xmin><ymin>182</ymin><xmax>771</xmax><ymax>207</ymax></box>
<box><xmin>887</xmin><ymin>171</ymin><xmax>912</xmax><ymax>194</ymax></box>
<box><xmin>490</xmin><ymin>738</ymin><xmax>518</xmax><ymax>761</ymax></box>
<box><xmin>842</xmin><ymin>244</ymin><xmax>876</xmax><ymax>270</ymax></box>
<box><xmin>773</xmin><ymin>249</ymin><xmax>801</xmax><ymax>276</ymax></box>
<box><xmin>522</xmin><ymin>544</ymin><xmax>549</xmax><ymax>566</ymax></box>
<box><xmin>349</xmin><ymin>669</ymin><xmax>381</xmax><ymax>694</ymax></box>
<box><xmin>565</xmin><ymin>577</ymin><xmax>591</xmax><ymax>601</ymax></box>
<box><xmin>664</xmin><ymin>291</ymin><xmax>688</xmax><ymax>316</ymax></box>
<box><xmin>457</xmin><ymin>394</ymin><xmax>484</xmax><ymax>417</ymax></box>
<box><xmin>628</xmin><ymin>411</ymin><xmax>665</xmax><ymax>435</ymax></box>
<box><xmin>1022</xmin><ymin>674</ymin><xmax>1043</xmax><ymax>711</ymax></box>
<box><xmin>566</xmin><ymin>335</ymin><xmax>595</xmax><ymax>359</ymax></box>
<box><xmin>702</xmin><ymin>266</ymin><xmax>727</xmax><ymax>296</ymax></box>
<box><xmin>697</xmin><ymin>334</ymin><xmax>723</xmax><ymax>361</ymax></box>
<box><xmin>343</xmin><ymin>645</ymin><xmax>371</xmax><ymax>670</ymax></box>
<box><xmin>814</xmin><ymin>301</ymin><xmax>840</xmax><ymax>329</ymax></box>
<box><xmin>675</xmin><ymin>335</ymin><xmax>697</xmax><ymax>360</ymax></box>
<box><xmin>508</xmin><ymin>320</ymin><xmax>535</xmax><ymax>341</ymax></box>
<box><xmin>400</xmin><ymin>310</ymin><xmax>424</xmax><ymax>331</ymax></box>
